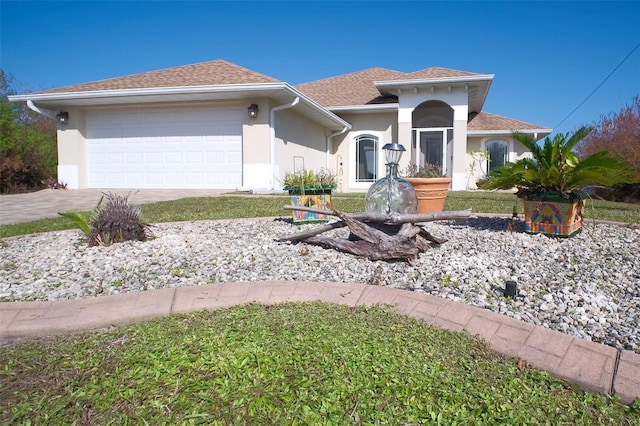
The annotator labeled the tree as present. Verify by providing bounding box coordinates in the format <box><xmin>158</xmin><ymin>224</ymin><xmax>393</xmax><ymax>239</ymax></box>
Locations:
<box><xmin>0</xmin><ymin>70</ymin><xmax>58</xmax><ymax>193</ymax></box>
<box><xmin>575</xmin><ymin>95</ymin><xmax>640</xmax><ymax>202</ymax></box>
<box><xmin>576</xmin><ymin>95</ymin><xmax>640</xmax><ymax>175</ymax></box>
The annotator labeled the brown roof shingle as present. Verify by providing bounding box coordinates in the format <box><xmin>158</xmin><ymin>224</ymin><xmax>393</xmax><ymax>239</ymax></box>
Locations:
<box><xmin>404</xmin><ymin>67</ymin><xmax>481</xmax><ymax>80</ymax></box>
<box><xmin>468</xmin><ymin>112</ymin><xmax>549</xmax><ymax>131</ymax></box>
<box><xmin>37</xmin><ymin>59</ymin><xmax>281</xmax><ymax>94</ymax></box>
<box><xmin>295</xmin><ymin>67</ymin><xmax>406</xmax><ymax>107</ymax></box>
<box><xmin>296</xmin><ymin>66</ymin><xmax>485</xmax><ymax>107</ymax></box>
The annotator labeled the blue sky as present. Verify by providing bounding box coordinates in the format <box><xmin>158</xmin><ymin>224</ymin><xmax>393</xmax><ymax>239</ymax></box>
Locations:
<box><xmin>2</xmin><ymin>1</ymin><xmax>639</xmax><ymax>135</ymax></box>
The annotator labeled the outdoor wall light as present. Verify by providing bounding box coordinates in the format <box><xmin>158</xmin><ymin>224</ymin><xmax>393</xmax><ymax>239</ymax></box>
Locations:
<box><xmin>56</xmin><ymin>111</ymin><xmax>69</xmax><ymax>124</ymax></box>
<box><xmin>247</xmin><ymin>104</ymin><xmax>259</xmax><ymax>119</ymax></box>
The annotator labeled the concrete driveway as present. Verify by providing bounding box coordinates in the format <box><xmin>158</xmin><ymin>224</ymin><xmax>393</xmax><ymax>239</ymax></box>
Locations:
<box><xmin>0</xmin><ymin>189</ymin><xmax>226</xmax><ymax>225</ymax></box>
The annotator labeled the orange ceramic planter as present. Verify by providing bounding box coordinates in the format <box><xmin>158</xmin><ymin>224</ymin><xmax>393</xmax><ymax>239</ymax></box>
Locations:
<box><xmin>404</xmin><ymin>177</ymin><xmax>452</xmax><ymax>214</ymax></box>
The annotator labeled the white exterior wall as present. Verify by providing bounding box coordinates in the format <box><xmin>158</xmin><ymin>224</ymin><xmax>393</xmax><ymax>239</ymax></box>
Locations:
<box><xmin>332</xmin><ymin>112</ymin><xmax>396</xmax><ymax>192</ymax></box>
<box><xmin>274</xmin><ymin>108</ymin><xmax>328</xmax><ymax>189</ymax></box>
<box><xmin>466</xmin><ymin>136</ymin><xmax>533</xmax><ymax>189</ymax></box>
<box><xmin>466</xmin><ymin>137</ymin><xmax>485</xmax><ymax>189</ymax></box>
<box><xmin>57</xmin><ymin>108</ymin><xmax>87</xmax><ymax>189</ymax></box>
<box><xmin>452</xmin><ymin>103</ymin><xmax>469</xmax><ymax>190</ymax></box>
<box><xmin>241</xmin><ymin>98</ymin><xmax>271</xmax><ymax>190</ymax></box>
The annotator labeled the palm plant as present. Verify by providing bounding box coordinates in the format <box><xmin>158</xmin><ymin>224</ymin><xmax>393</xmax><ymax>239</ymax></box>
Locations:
<box><xmin>478</xmin><ymin>126</ymin><xmax>637</xmax><ymax>199</ymax></box>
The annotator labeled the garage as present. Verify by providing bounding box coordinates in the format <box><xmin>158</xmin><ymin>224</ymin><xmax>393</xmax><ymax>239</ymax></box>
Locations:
<box><xmin>86</xmin><ymin>107</ymin><xmax>243</xmax><ymax>189</ymax></box>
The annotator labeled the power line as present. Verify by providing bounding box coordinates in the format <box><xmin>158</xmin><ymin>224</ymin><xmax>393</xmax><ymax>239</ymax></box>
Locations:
<box><xmin>554</xmin><ymin>41</ymin><xmax>640</xmax><ymax>130</ymax></box>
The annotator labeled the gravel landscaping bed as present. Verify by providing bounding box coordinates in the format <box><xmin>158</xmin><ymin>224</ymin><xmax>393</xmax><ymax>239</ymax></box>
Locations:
<box><xmin>1</xmin><ymin>217</ymin><xmax>638</xmax><ymax>352</ymax></box>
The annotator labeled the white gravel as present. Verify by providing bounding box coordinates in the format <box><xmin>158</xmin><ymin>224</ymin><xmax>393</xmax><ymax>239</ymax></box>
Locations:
<box><xmin>1</xmin><ymin>217</ymin><xmax>639</xmax><ymax>351</ymax></box>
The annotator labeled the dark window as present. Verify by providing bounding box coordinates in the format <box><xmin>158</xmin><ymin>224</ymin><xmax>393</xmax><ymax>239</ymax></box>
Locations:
<box><xmin>355</xmin><ymin>135</ymin><xmax>378</xmax><ymax>182</ymax></box>
<box><xmin>486</xmin><ymin>139</ymin><xmax>508</xmax><ymax>173</ymax></box>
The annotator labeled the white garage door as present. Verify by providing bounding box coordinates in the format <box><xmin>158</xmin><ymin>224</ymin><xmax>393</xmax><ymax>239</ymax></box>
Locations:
<box><xmin>86</xmin><ymin>107</ymin><xmax>243</xmax><ymax>189</ymax></box>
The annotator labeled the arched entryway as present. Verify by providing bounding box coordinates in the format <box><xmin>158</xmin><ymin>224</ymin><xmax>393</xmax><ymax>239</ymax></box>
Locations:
<box><xmin>411</xmin><ymin>100</ymin><xmax>454</xmax><ymax>176</ymax></box>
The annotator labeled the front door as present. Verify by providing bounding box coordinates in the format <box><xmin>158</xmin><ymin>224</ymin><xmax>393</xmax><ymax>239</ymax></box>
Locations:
<box><xmin>417</xmin><ymin>130</ymin><xmax>446</xmax><ymax>175</ymax></box>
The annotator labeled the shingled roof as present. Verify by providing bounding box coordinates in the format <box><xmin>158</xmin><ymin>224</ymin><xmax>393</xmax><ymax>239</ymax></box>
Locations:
<box><xmin>295</xmin><ymin>66</ymin><xmax>485</xmax><ymax>107</ymax></box>
<box><xmin>31</xmin><ymin>60</ymin><xmax>486</xmax><ymax>108</ymax></box>
<box><xmin>20</xmin><ymin>60</ymin><xmax>548</xmax><ymax>133</ymax></box>
<box><xmin>36</xmin><ymin>59</ymin><xmax>281</xmax><ymax>94</ymax></box>
<box><xmin>468</xmin><ymin>112</ymin><xmax>549</xmax><ymax>132</ymax></box>
<box><xmin>295</xmin><ymin>67</ymin><xmax>406</xmax><ymax>107</ymax></box>
<box><xmin>403</xmin><ymin>67</ymin><xmax>481</xmax><ymax>80</ymax></box>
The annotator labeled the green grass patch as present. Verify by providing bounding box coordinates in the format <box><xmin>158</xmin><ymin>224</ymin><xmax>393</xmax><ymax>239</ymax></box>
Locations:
<box><xmin>0</xmin><ymin>215</ymin><xmax>85</xmax><ymax>238</ymax></box>
<box><xmin>0</xmin><ymin>195</ymin><xmax>366</xmax><ymax>239</ymax></box>
<box><xmin>141</xmin><ymin>194</ymin><xmax>365</xmax><ymax>223</ymax></box>
<box><xmin>1</xmin><ymin>192</ymin><xmax>637</xmax><ymax>239</ymax></box>
<box><xmin>1</xmin><ymin>303</ymin><xmax>636</xmax><ymax>424</ymax></box>
<box><xmin>445</xmin><ymin>191</ymin><xmax>640</xmax><ymax>223</ymax></box>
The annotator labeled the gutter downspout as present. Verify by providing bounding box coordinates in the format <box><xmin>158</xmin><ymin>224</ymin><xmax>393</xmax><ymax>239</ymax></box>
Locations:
<box><xmin>27</xmin><ymin>100</ymin><xmax>57</xmax><ymax>120</ymax></box>
<box><xmin>270</xmin><ymin>97</ymin><xmax>299</xmax><ymax>190</ymax></box>
<box><xmin>326</xmin><ymin>126</ymin><xmax>348</xmax><ymax>170</ymax></box>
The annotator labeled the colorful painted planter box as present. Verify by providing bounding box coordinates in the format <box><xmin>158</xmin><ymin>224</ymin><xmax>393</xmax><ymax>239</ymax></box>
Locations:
<box><xmin>288</xmin><ymin>188</ymin><xmax>333</xmax><ymax>224</ymax></box>
<box><xmin>521</xmin><ymin>192</ymin><xmax>584</xmax><ymax>237</ymax></box>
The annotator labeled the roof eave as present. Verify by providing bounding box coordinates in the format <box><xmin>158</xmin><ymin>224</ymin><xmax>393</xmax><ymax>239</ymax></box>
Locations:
<box><xmin>8</xmin><ymin>83</ymin><xmax>351</xmax><ymax>132</ymax></box>
<box><xmin>467</xmin><ymin>129</ymin><xmax>553</xmax><ymax>139</ymax></box>
<box><xmin>328</xmin><ymin>104</ymin><xmax>399</xmax><ymax>113</ymax></box>
<box><xmin>282</xmin><ymin>84</ymin><xmax>352</xmax><ymax>131</ymax></box>
<box><xmin>7</xmin><ymin>83</ymin><xmax>289</xmax><ymax>103</ymax></box>
<box><xmin>374</xmin><ymin>74</ymin><xmax>495</xmax><ymax>90</ymax></box>
<box><xmin>374</xmin><ymin>74</ymin><xmax>494</xmax><ymax>114</ymax></box>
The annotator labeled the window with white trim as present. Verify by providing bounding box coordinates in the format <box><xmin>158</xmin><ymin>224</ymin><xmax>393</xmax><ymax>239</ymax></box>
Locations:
<box><xmin>485</xmin><ymin>139</ymin><xmax>509</xmax><ymax>174</ymax></box>
<box><xmin>355</xmin><ymin>134</ymin><xmax>378</xmax><ymax>182</ymax></box>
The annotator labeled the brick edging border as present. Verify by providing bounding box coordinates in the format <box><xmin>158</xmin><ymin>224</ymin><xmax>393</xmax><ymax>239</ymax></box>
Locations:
<box><xmin>1</xmin><ymin>281</ymin><xmax>638</xmax><ymax>404</ymax></box>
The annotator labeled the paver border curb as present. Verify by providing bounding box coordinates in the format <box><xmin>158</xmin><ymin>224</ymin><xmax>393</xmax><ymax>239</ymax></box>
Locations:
<box><xmin>1</xmin><ymin>281</ymin><xmax>638</xmax><ymax>404</ymax></box>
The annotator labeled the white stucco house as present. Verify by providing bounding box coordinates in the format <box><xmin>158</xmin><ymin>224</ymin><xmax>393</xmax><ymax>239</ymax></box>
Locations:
<box><xmin>9</xmin><ymin>59</ymin><xmax>551</xmax><ymax>192</ymax></box>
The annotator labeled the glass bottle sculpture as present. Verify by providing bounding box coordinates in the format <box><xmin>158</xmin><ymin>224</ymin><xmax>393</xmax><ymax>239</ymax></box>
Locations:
<box><xmin>365</xmin><ymin>143</ymin><xmax>418</xmax><ymax>215</ymax></box>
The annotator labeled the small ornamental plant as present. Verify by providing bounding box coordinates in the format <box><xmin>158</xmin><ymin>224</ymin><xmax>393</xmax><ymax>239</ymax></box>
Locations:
<box><xmin>283</xmin><ymin>169</ymin><xmax>337</xmax><ymax>193</ymax></box>
<box><xmin>40</xmin><ymin>178</ymin><xmax>67</xmax><ymax>189</ymax></box>
<box><xmin>402</xmin><ymin>162</ymin><xmax>445</xmax><ymax>178</ymax></box>
<box><xmin>59</xmin><ymin>192</ymin><xmax>152</xmax><ymax>246</ymax></box>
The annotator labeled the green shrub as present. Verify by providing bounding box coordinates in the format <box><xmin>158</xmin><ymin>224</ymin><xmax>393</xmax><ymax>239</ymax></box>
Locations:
<box><xmin>87</xmin><ymin>192</ymin><xmax>152</xmax><ymax>246</ymax></box>
<box><xmin>1</xmin><ymin>70</ymin><xmax>58</xmax><ymax>193</ymax></box>
<box><xmin>593</xmin><ymin>182</ymin><xmax>640</xmax><ymax>204</ymax></box>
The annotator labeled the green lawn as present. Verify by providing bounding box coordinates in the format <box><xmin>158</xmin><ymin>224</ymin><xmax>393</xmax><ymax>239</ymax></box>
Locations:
<box><xmin>2</xmin><ymin>303</ymin><xmax>638</xmax><ymax>424</ymax></box>
<box><xmin>0</xmin><ymin>191</ymin><xmax>638</xmax><ymax>239</ymax></box>
<box><xmin>444</xmin><ymin>191</ymin><xmax>640</xmax><ymax>224</ymax></box>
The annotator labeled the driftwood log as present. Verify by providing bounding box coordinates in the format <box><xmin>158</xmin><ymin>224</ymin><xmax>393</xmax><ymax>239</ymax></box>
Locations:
<box><xmin>279</xmin><ymin>206</ymin><xmax>472</xmax><ymax>263</ymax></box>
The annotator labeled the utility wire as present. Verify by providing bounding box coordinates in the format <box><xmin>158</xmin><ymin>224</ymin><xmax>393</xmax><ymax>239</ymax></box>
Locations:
<box><xmin>554</xmin><ymin>41</ymin><xmax>640</xmax><ymax>130</ymax></box>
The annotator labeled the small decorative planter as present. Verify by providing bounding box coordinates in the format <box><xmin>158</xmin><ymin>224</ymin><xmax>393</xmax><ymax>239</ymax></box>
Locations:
<box><xmin>478</xmin><ymin>127</ymin><xmax>636</xmax><ymax>239</ymax></box>
<box><xmin>521</xmin><ymin>192</ymin><xmax>583</xmax><ymax>237</ymax></box>
<box><xmin>404</xmin><ymin>177</ymin><xmax>452</xmax><ymax>214</ymax></box>
<box><xmin>287</xmin><ymin>187</ymin><xmax>333</xmax><ymax>224</ymax></box>
<box><xmin>284</xmin><ymin>169</ymin><xmax>337</xmax><ymax>225</ymax></box>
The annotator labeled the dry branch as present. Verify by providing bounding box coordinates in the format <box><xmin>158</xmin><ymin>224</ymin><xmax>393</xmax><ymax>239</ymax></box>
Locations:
<box><xmin>283</xmin><ymin>205</ymin><xmax>472</xmax><ymax>224</ymax></box>
<box><xmin>280</xmin><ymin>206</ymin><xmax>471</xmax><ymax>261</ymax></box>
<box><xmin>278</xmin><ymin>221</ymin><xmax>347</xmax><ymax>242</ymax></box>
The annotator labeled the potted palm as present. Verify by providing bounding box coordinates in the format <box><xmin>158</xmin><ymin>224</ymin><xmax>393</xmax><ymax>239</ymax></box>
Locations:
<box><xmin>403</xmin><ymin>163</ymin><xmax>452</xmax><ymax>214</ymax></box>
<box><xmin>477</xmin><ymin>126</ymin><xmax>637</xmax><ymax>237</ymax></box>
<box><xmin>283</xmin><ymin>169</ymin><xmax>336</xmax><ymax>224</ymax></box>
